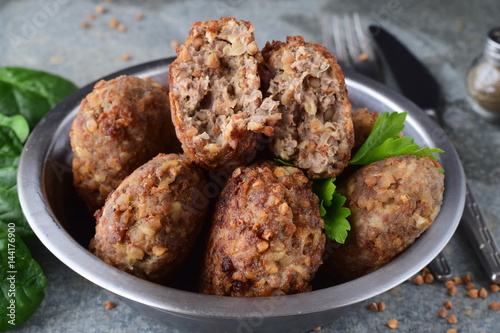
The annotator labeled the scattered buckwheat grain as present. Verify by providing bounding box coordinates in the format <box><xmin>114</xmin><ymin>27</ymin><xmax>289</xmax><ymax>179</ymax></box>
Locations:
<box><xmin>490</xmin><ymin>301</ymin><xmax>500</xmax><ymax>311</ymax></box>
<box><xmin>447</xmin><ymin>314</ymin><xmax>458</xmax><ymax>324</ymax></box>
<box><xmin>95</xmin><ymin>5</ymin><xmax>105</xmax><ymax>14</ymax></box>
<box><xmin>448</xmin><ymin>286</ymin><xmax>458</xmax><ymax>296</ymax></box>
<box><xmin>109</xmin><ymin>18</ymin><xmax>119</xmax><ymax>29</ymax></box>
<box><xmin>467</xmin><ymin>289</ymin><xmax>479</xmax><ymax>299</ymax></box>
<box><xmin>444</xmin><ymin>281</ymin><xmax>455</xmax><ymax>289</ymax></box>
<box><xmin>387</xmin><ymin>319</ymin><xmax>398</xmax><ymax>329</ymax></box>
<box><xmin>413</xmin><ymin>275</ymin><xmax>424</xmax><ymax>285</ymax></box>
<box><xmin>104</xmin><ymin>301</ymin><xmax>115</xmax><ymax>310</ymax></box>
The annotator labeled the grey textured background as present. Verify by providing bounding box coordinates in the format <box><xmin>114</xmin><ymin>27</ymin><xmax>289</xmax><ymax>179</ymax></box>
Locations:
<box><xmin>2</xmin><ymin>0</ymin><xmax>500</xmax><ymax>332</ymax></box>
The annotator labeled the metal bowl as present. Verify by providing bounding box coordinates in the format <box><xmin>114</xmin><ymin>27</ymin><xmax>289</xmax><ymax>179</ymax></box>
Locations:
<box><xmin>18</xmin><ymin>58</ymin><xmax>465</xmax><ymax>333</ymax></box>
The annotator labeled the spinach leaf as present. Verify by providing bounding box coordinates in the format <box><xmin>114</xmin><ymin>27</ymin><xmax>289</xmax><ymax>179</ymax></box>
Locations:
<box><xmin>0</xmin><ymin>224</ymin><xmax>47</xmax><ymax>331</ymax></box>
<box><xmin>0</xmin><ymin>68</ymin><xmax>76</xmax><ymax>329</ymax></box>
<box><xmin>0</xmin><ymin>114</ymin><xmax>29</xmax><ymax>143</ymax></box>
<box><xmin>0</xmin><ymin>125</ymin><xmax>33</xmax><ymax>240</ymax></box>
<box><xmin>0</xmin><ymin>67</ymin><xmax>77</xmax><ymax>128</ymax></box>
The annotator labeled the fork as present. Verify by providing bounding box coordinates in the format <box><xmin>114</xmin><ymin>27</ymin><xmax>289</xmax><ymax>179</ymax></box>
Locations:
<box><xmin>321</xmin><ymin>13</ymin><xmax>452</xmax><ymax>281</ymax></box>
<box><xmin>321</xmin><ymin>13</ymin><xmax>383</xmax><ymax>82</ymax></box>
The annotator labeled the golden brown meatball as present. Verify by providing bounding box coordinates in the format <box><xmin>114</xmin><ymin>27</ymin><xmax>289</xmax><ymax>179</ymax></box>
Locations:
<box><xmin>261</xmin><ymin>36</ymin><xmax>354</xmax><ymax>179</ymax></box>
<box><xmin>352</xmin><ymin>107</ymin><xmax>379</xmax><ymax>152</ymax></box>
<box><xmin>70</xmin><ymin>75</ymin><xmax>180</xmax><ymax>212</ymax></box>
<box><xmin>200</xmin><ymin>162</ymin><xmax>325</xmax><ymax>297</ymax></box>
<box><xmin>169</xmin><ymin>17</ymin><xmax>280</xmax><ymax>171</ymax></box>
<box><xmin>327</xmin><ymin>155</ymin><xmax>444</xmax><ymax>280</ymax></box>
<box><xmin>89</xmin><ymin>153</ymin><xmax>208</xmax><ymax>283</ymax></box>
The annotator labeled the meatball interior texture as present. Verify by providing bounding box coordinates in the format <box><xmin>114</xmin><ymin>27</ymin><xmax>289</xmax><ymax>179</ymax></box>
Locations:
<box><xmin>200</xmin><ymin>162</ymin><xmax>326</xmax><ymax>297</ymax></box>
<box><xmin>262</xmin><ymin>36</ymin><xmax>354</xmax><ymax>179</ymax></box>
<box><xmin>70</xmin><ymin>75</ymin><xmax>179</xmax><ymax>212</ymax></box>
<box><xmin>89</xmin><ymin>153</ymin><xmax>208</xmax><ymax>283</ymax></box>
<box><xmin>169</xmin><ymin>17</ymin><xmax>280</xmax><ymax>171</ymax></box>
<box><xmin>330</xmin><ymin>155</ymin><xmax>445</xmax><ymax>280</ymax></box>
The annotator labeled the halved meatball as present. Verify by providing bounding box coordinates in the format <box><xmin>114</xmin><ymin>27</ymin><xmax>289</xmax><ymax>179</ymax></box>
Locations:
<box><xmin>261</xmin><ymin>36</ymin><xmax>354</xmax><ymax>179</ymax></box>
<box><xmin>89</xmin><ymin>153</ymin><xmax>208</xmax><ymax>283</ymax></box>
<box><xmin>200</xmin><ymin>162</ymin><xmax>325</xmax><ymax>297</ymax></box>
<box><xmin>169</xmin><ymin>17</ymin><xmax>280</xmax><ymax>171</ymax></box>
<box><xmin>70</xmin><ymin>75</ymin><xmax>179</xmax><ymax>212</ymax></box>
<box><xmin>327</xmin><ymin>155</ymin><xmax>445</xmax><ymax>280</ymax></box>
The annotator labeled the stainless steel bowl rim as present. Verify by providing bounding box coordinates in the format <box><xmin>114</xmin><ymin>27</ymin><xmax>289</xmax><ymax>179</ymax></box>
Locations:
<box><xmin>17</xmin><ymin>58</ymin><xmax>466</xmax><ymax>320</ymax></box>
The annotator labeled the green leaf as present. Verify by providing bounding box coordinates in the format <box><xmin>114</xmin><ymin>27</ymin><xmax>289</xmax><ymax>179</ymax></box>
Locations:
<box><xmin>312</xmin><ymin>178</ymin><xmax>351</xmax><ymax>244</ymax></box>
<box><xmin>0</xmin><ymin>187</ymin><xmax>33</xmax><ymax>240</ymax></box>
<box><xmin>0</xmin><ymin>166</ymin><xmax>18</xmax><ymax>191</ymax></box>
<box><xmin>273</xmin><ymin>158</ymin><xmax>295</xmax><ymax>167</ymax></box>
<box><xmin>349</xmin><ymin>111</ymin><xmax>443</xmax><ymax>165</ymax></box>
<box><xmin>0</xmin><ymin>126</ymin><xmax>23</xmax><ymax>157</ymax></box>
<box><xmin>0</xmin><ymin>225</ymin><xmax>47</xmax><ymax>330</ymax></box>
<box><xmin>312</xmin><ymin>178</ymin><xmax>336</xmax><ymax>207</ymax></box>
<box><xmin>0</xmin><ymin>67</ymin><xmax>71</xmax><ymax>328</ymax></box>
<box><xmin>323</xmin><ymin>193</ymin><xmax>351</xmax><ymax>244</ymax></box>
<box><xmin>0</xmin><ymin>67</ymin><xmax>77</xmax><ymax>128</ymax></box>
<box><xmin>0</xmin><ymin>115</ymin><xmax>29</xmax><ymax>143</ymax></box>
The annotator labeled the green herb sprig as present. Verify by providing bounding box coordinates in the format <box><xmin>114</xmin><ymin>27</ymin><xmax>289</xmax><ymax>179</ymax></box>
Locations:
<box><xmin>349</xmin><ymin>111</ymin><xmax>444</xmax><ymax>166</ymax></box>
<box><xmin>312</xmin><ymin>178</ymin><xmax>351</xmax><ymax>244</ymax></box>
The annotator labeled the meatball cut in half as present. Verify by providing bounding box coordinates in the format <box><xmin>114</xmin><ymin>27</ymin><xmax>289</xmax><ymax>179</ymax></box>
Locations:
<box><xmin>70</xmin><ymin>75</ymin><xmax>179</xmax><ymax>212</ymax></box>
<box><xmin>328</xmin><ymin>155</ymin><xmax>445</xmax><ymax>280</ymax></box>
<box><xmin>200</xmin><ymin>162</ymin><xmax>326</xmax><ymax>297</ymax></box>
<box><xmin>169</xmin><ymin>17</ymin><xmax>280</xmax><ymax>171</ymax></box>
<box><xmin>262</xmin><ymin>36</ymin><xmax>354</xmax><ymax>179</ymax></box>
<box><xmin>89</xmin><ymin>153</ymin><xmax>208</xmax><ymax>283</ymax></box>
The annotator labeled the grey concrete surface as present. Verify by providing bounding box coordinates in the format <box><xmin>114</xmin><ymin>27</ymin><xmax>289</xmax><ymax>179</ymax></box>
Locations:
<box><xmin>2</xmin><ymin>0</ymin><xmax>500</xmax><ymax>332</ymax></box>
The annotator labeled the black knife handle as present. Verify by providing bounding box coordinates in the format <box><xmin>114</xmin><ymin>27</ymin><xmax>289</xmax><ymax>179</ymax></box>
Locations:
<box><xmin>461</xmin><ymin>181</ymin><xmax>500</xmax><ymax>283</ymax></box>
<box><xmin>428</xmin><ymin>252</ymin><xmax>452</xmax><ymax>281</ymax></box>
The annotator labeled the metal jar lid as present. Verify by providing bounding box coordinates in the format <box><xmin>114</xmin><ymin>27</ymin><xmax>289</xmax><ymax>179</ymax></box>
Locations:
<box><xmin>485</xmin><ymin>27</ymin><xmax>500</xmax><ymax>63</ymax></box>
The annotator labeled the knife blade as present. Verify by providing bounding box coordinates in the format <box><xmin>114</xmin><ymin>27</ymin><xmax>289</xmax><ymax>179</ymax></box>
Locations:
<box><xmin>369</xmin><ymin>25</ymin><xmax>500</xmax><ymax>283</ymax></box>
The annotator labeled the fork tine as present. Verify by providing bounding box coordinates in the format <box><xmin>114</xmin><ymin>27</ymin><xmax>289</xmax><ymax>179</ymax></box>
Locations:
<box><xmin>352</xmin><ymin>13</ymin><xmax>376</xmax><ymax>62</ymax></box>
<box><xmin>322</xmin><ymin>13</ymin><xmax>383</xmax><ymax>81</ymax></box>
<box><xmin>331</xmin><ymin>14</ymin><xmax>349</xmax><ymax>68</ymax></box>
<box><xmin>344</xmin><ymin>14</ymin><xmax>360</xmax><ymax>65</ymax></box>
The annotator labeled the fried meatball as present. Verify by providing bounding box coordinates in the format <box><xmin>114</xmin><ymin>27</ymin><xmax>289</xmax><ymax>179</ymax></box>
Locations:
<box><xmin>328</xmin><ymin>155</ymin><xmax>444</xmax><ymax>280</ymax></box>
<box><xmin>70</xmin><ymin>75</ymin><xmax>180</xmax><ymax>212</ymax></box>
<box><xmin>352</xmin><ymin>107</ymin><xmax>379</xmax><ymax>152</ymax></box>
<box><xmin>200</xmin><ymin>162</ymin><xmax>325</xmax><ymax>297</ymax></box>
<box><xmin>261</xmin><ymin>36</ymin><xmax>354</xmax><ymax>179</ymax></box>
<box><xmin>169</xmin><ymin>17</ymin><xmax>280</xmax><ymax>171</ymax></box>
<box><xmin>89</xmin><ymin>153</ymin><xmax>208</xmax><ymax>283</ymax></box>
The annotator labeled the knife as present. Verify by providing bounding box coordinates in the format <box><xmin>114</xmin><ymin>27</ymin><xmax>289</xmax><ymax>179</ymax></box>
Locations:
<box><xmin>369</xmin><ymin>25</ymin><xmax>500</xmax><ymax>283</ymax></box>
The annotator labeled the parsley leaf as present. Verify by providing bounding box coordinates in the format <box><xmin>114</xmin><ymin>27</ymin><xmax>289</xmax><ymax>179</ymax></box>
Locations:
<box><xmin>273</xmin><ymin>158</ymin><xmax>295</xmax><ymax>167</ymax></box>
<box><xmin>312</xmin><ymin>178</ymin><xmax>351</xmax><ymax>244</ymax></box>
<box><xmin>349</xmin><ymin>111</ymin><xmax>443</xmax><ymax>165</ymax></box>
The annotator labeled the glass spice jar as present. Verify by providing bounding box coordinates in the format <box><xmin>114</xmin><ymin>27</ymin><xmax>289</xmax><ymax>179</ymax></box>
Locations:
<box><xmin>466</xmin><ymin>26</ymin><xmax>500</xmax><ymax>123</ymax></box>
